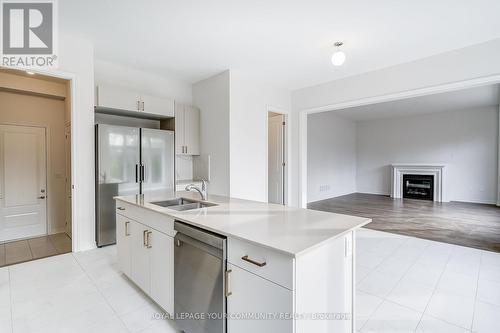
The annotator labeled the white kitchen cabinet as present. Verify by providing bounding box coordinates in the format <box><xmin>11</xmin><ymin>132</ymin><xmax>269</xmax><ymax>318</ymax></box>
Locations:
<box><xmin>141</xmin><ymin>93</ymin><xmax>175</xmax><ymax>117</ymax></box>
<box><xmin>116</xmin><ymin>207</ymin><xmax>175</xmax><ymax>315</ymax></box>
<box><xmin>149</xmin><ymin>229</ymin><xmax>175</xmax><ymax>315</ymax></box>
<box><xmin>228</xmin><ymin>233</ymin><xmax>354</xmax><ymax>333</ymax></box>
<box><xmin>184</xmin><ymin>105</ymin><xmax>200</xmax><ymax>155</ymax></box>
<box><xmin>175</xmin><ymin>103</ymin><xmax>200</xmax><ymax>155</ymax></box>
<box><xmin>96</xmin><ymin>84</ymin><xmax>140</xmax><ymax>112</ymax></box>
<box><xmin>227</xmin><ymin>263</ymin><xmax>293</xmax><ymax>333</ymax></box>
<box><xmin>174</xmin><ymin>103</ymin><xmax>185</xmax><ymax>155</ymax></box>
<box><xmin>130</xmin><ymin>220</ymin><xmax>151</xmax><ymax>294</ymax></box>
<box><xmin>116</xmin><ymin>214</ymin><xmax>132</xmax><ymax>277</ymax></box>
<box><xmin>96</xmin><ymin>85</ymin><xmax>174</xmax><ymax>118</ymax></box>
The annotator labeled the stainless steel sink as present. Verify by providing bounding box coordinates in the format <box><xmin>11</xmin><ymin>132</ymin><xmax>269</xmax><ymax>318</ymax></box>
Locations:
<box><xmin>150</xmin><ymin>198</ymin><xmax>217</xmax><ymax>211</ymax></box>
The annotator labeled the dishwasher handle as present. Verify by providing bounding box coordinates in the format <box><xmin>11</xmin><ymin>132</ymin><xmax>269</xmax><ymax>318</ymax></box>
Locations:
<box><xmin>175</xmin><ymin>232</ymin><xmax>223</xmax><ymax>259</ymax></box>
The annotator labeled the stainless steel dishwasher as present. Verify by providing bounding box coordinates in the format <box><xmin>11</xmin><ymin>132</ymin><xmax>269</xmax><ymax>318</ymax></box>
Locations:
<box><xmin>174</xmin><ymin>221</ymin><xmax>227</xmax><ymax>333</ymax></box>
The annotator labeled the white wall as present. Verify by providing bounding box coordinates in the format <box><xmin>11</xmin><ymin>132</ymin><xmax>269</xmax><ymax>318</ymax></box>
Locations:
<box><xmin>307</xmin><ymin>112</ymin><xmax>357</xmax><ymax>202</ymax></box>
<box><xmin>42</xmin><ymin>32</ymin><xmax>95</xmax><ymax>251</ymax></box>
<box><xmin>193</xmin><ymin>71</ymin><xmax>231</xmax><ymax>196</ymax></box>
<box><xmin>291</xmin><ymin>38</ymin><xmax>500</xmax><ymax>207</ymax></box>
<box><xmin>230</xmin><ymin>71</ymin><xmax>291</xmax><ymax>202</ymax></box>
<box><xmin>356</xmin><ymin>107</ymin><xmax>499</xmax><ymax>204</ymax></box>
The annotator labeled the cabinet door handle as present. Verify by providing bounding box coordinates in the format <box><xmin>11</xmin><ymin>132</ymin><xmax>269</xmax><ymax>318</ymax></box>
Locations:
<box><xmin>137</xmin><ymin>100</ymin><xmax>140</xmax><ymax>111</ymax></box>
<box><xmin>142</xmin><ymin>101</ymin><xmax>145</xmax><ymax>111</ymax></box>
<box><xmin>125</xmin><ymin>221</ymin><xmax>130</xmax><ymax>236</ymax></box>
<box><xmin>143</xmin><ymin>230</ymin><xmax>148</xmax><ymax>247</ymax></box>
<box><xmin>146</xmin><ymin>231</ymin><xmax>152</xmax><ymax>248</ymax></box>
<box><xmin>185</xmin><ymin>146</ymin><xmax>188</xmax><ymax>154</ymax></box>
<box><xmin>241</xmin><ymin>255</ymin><xmax>267</xmax><ymax>267</ymax></box>
<box><xmin>225</xmin><ymin>269</ymin><xmax>232</xmax><ymax>297</ymax></box>
<box><xmin>117</xmin><ymin>207</ymin><xmax>125</xmax><ymax>211</ymax></box>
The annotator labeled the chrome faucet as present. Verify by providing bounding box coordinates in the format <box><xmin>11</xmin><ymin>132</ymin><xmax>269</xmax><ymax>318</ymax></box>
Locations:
<box><xmin>185</xmin><ymin>179</ymin><xmax>208</xmax><ymax>201</ymax></box>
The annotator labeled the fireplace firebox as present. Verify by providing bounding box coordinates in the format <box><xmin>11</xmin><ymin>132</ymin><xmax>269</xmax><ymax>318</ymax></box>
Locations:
<box><xmin>403</xmin><ymin>174</ymin><xmax>434</xmax><ymax>201</ymax></box>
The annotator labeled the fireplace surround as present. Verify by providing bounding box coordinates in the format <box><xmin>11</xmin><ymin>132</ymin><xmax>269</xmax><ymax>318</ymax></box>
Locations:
<box><xmin>391</xmin><ymin>164</ymin><xmax>448</xmax><ymax>202</ymax></box>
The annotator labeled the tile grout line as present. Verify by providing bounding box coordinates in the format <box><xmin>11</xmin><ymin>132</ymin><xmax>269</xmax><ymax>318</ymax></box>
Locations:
<box><xmin>26</xmin><ymin>239</ymin><xmax>35</xmax><ymax>262</ymax></box>
<box><xmin>358</xmin><ymin>236</ymin><xmax>419</xmax><ymax>332</ymax></box>
<box><xmin>71</xmin><ymin>253</ymin><xmax>133</xmax><ymax>333</ymax></box>
<box><xmin>47</xmin><ymin>234</ymin><xmax>61</xmax><ymax>255</ymax></box>
<box><xmin>469</xmin><ymin>253</ymin><xmax>482</xmax><ymax>332</ymax></box>
<box><xmin>412</xmin><ymin>251</ymin><xmax>450</xmax><ymax>333</ymax></box>
<box><xmin>8</xmin><ymin>267</ymin><xmax>13</xmax><ymax>333</ymax></box>
<box><xmin>412</xmin><ymin>247</ymin><xmax>476</xmax><ymax>332</ymax></box>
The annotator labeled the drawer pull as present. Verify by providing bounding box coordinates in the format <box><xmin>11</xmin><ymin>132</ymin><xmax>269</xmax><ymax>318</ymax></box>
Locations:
<box><xmin>241</xmin><ymin>255</ymin><xmax>266</xmax><ymax>267</ymax></box>
<box><xmin>117</xmin><ymin>207</ymin><xmax>125</xmax><ymax>211</ymax></box>
<box><xmin>125</xmin><ymin>221</ymin><xmax>130</xmax><ymax>236</ymax></box>
<box><xmin>143</xmin><ymin>230</ymin><xmax>148</xmax><ymax>247</ymax></box>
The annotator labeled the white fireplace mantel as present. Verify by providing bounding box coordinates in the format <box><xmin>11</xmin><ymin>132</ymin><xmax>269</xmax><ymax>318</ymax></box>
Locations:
<box><xmin>391</xmin><ymin>164</ymin><xmax>449</xmax><ymax>202</ymax></box>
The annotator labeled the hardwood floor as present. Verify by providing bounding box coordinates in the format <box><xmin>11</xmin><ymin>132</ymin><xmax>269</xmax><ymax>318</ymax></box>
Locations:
<box><xmin>308</xmin><ymin>193</ymin><xmax>500</xmax><ymax>252</ymax></box>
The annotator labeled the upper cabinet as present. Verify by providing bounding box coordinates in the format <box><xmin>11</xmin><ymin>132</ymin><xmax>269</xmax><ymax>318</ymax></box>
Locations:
<box><xmin>175</xmin><ymin>103</ymin><xmax>200</xmax><ymax>155</ymax></box>
<box><xmin>95</xmin><ymin>84</ymin><xmax>174</xmax><ymax>118</ymax></box>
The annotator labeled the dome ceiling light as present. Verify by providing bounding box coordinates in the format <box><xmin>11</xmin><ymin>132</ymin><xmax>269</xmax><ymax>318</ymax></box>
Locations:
<box><xmin>331</xmin><ymin>41</ymin><xmax>346</xmax><ymax>67</ymax></box>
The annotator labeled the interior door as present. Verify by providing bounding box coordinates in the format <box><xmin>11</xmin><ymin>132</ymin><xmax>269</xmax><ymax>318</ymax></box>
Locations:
<box><xmin>0</xmin><ymin>125</ymin><xmax>47</xmax><ymax>242</ymax></box>
<box><xmin>268</xmin><ymin>114</ymin><xmax>285</xmax><ymax>204</ymax></box>
<box><xmin>141</xmin><ymin>129</ymin><xmax>175</xmax><ymax>193</ymax></box>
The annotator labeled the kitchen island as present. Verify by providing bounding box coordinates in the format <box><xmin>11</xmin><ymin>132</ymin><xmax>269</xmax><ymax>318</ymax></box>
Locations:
<box><xmin>115</xmin><ymin>191</ymin><xmax>370</xmax><ymax>333</ymax></box>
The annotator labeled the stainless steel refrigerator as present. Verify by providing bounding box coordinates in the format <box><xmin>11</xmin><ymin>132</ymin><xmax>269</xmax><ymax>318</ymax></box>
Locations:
<box><xmin>95</xmin><ymin>124</ymin><xmax>174</xmax><ymax>247</ymax></box>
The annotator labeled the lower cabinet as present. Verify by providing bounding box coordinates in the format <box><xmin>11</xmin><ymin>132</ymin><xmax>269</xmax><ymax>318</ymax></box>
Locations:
<box><xmin>227</xmin><ymin>263</ymin><xmax>293</xmax><ymax>333</ymax></box>
<box><xmin>130</xmin><ymin>220</ymin><xmax>151</xmax><ymax>293</ymax></box>
<box><xmin>149</xmin><ymin>229</ymin><xmax>174</xmax><ymax>314</ymax></box>
<box><xmin>116</xmin><ymin>215</ymin><xmax>131</xmax><ymax>277</ymax></box>
<box><xmin>116</xmin><ymin>213</ymin><xmax>174</xmax><ymax>315</ymax></box>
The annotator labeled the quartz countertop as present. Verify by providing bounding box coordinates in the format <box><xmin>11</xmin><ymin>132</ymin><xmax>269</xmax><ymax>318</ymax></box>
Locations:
<box><xmin>115</xmin><ymin>191</ymin><xmax>371</xmax><ymax>257</ymax></box>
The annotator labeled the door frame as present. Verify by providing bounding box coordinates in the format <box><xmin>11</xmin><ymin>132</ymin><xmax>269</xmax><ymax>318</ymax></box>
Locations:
<box><xmin>266</xmin><ymin>106</ymin><xmax>289</xmax><ymax>205</ymax></box>
<box><xmin>0</xmin><ymin>124</ymin><xmax>48</xmax><ymax>240</ymax></box>
<box><xmin>5</xmin><ymin>68</ymin><xmax>78</xmax><ymax>250</ymax></box>
<box><xmin>297</xmin><ymin>74</ymin><xmax>500</xmax><ymax>208</ymax></box>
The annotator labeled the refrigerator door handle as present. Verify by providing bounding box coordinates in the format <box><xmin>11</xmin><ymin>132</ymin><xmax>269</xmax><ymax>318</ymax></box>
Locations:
<box><xmin>140</xmin><ymin>164</ymin><xmax>145</xmax><ymax>182</ymax></box>
<box><xmin>135</xmin><ymin>164</ymin><xmax>139</xmax><ymax>183</ymax></box>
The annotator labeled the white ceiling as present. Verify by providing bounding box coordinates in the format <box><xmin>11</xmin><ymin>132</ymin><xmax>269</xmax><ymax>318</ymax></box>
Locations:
<box><xmin>330</xmin><ymin>84</ymin><xmax>500</xmax><ymax>121</ymax></box>
<box><xmin>60</xmin><ymin>0</ymin><xmax>500</xmax><ymax>90</ymax></box>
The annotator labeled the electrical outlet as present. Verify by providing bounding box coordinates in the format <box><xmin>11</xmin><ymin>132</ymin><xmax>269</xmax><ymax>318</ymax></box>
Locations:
<box><xmin>319</xmin><ymin>184</ymin><xmax>331</xmax><ymax>192</ymax></box>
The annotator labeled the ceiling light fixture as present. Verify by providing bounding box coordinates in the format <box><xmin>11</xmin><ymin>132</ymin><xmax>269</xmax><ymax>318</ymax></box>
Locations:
<box><xmin>331</xmin><ymin>42</ymin><xmax>346</xmax><ymax>67</ymax></box>
<box><xmin>26</xmin><ymin>71</ymin><xmax>35</xmax><ymax>75</ymax></box>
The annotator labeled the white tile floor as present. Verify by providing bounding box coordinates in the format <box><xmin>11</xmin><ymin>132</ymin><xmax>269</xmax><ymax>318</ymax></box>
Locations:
<box><xmin>0</xmin><ymin>228</ymin><xmax>499</xmax><ymax>333</ymax></box>
<box><xmin>356</xmin><ymin>228</ymin><xmax>500</xmax><ymax>333</ymax></box>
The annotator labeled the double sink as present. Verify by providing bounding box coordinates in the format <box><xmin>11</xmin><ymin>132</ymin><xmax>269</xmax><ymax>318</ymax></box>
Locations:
<box><xmin>151</xmin><ymin>197</ymin><xmax>217</xmax><ymax>211</ymax></box>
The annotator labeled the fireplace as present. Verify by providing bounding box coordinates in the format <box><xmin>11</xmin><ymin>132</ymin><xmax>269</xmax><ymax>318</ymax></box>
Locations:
<box><xmin>403</xmin><ymin>174</ymin><xmax>434</xmax><ymax>201</ymax></box>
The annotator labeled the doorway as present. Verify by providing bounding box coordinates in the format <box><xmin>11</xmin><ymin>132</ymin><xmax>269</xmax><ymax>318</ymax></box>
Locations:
<box><xmin>268</xmin><ymin>112</ymin><xmax>286</xmax><ymax>204</ymax></box>
<box><xmin>0</xmin><ymin>69</ymin><xmax>72</xmax><ymax>267</ymax></box>
<box><xmin>0</xmin><ymin>125</ymin><xmax>47</xmax><ymax>241</ymax></box>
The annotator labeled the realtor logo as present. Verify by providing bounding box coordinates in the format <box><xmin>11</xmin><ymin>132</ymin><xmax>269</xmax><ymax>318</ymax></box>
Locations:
<box><xmin>1</xmin><ymin>0</ymin><xmax>58</xmax><ymax>68</ymax></box>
